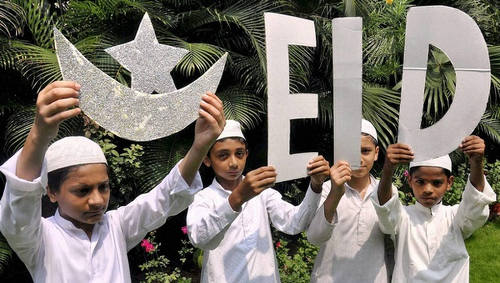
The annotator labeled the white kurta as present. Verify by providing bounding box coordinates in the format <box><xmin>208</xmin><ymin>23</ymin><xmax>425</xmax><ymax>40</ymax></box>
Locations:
<box><xmin>307</xmin><ymin>176</ymin><xmax>389</xmax><ymax>283</ymax></box>
<box><xmin>186</xmin><ymin>178</ymin><xmax>321</xmax><ymax>283</ymax></box>
<box><xmin>371</xmin><ymin>176</ymin><xmax>496</xmax><ymax>283</ymax></box>
<box><xmin>0</xmin><ymin>149</ymin><xmax>202</xmax><ymax>283</ymax></box>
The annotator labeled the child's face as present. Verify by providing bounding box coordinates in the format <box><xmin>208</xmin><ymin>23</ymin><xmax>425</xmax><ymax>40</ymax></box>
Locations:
<box><xmin>204</xmin><ymin>138</ymin><xmax>248</xmax><ymax>183</ymax></box>
<box><xmin>48</xmin><ymin>163</ymin><xmax>110</xmax><ymax>227</ymax></box>
<box><xmin>408</xmin><ymin>166</ymin><xmax>454</xmax><ymax>208</ymax></box>
<box><xmin>351</xmin><ymin>135</ymin><xmax>379</xmax><ymax>178</ymax></box>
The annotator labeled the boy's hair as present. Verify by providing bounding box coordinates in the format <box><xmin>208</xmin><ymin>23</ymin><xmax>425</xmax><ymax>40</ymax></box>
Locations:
<box><xmin>361</xmin><ymin>133</ymin><xmax>378</xmax><ymax>146</ymax></box>
<box><xmin>207</xmin><ymin>137</ymin><xmax>248</xmax><ymax>156</ymax></box>
<box><xmin>409</xmin><ymin>166</ymin><xmax>452</xmax><ymax>178</ymax></box>
<box><xmin>47</xmin><ymin>165</ymin><xmax>79</xmax><ymax>193</ymax></box>
<box><xmin>47</xmin><ymin>164</ymin><xmax>110</xmax><ymax>193</ymax></box>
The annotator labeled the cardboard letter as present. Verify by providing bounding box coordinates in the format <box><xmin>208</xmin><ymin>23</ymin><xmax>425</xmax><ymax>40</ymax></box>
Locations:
<box><xmin>398</xmin><ymin>6</ymin><xmax>490</xmax><ymax>161</ymax></box>
<box><xmin>333</xmin><ymin>17</ymin><xmax>363</xmax><ymax>169</ymax></box>
<box><xmin>265</xmin><ymin>13</ymin><xmax>317</xmax><ymax>182</ymax></box>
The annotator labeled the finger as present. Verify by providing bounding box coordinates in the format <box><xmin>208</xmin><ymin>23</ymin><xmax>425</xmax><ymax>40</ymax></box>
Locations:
<box><xmin>332</xmin><ymin>160</ymin><xmax>349</xmax><ymax>169</ymax></box>
<box><xmin>255</xmin><ymin>169</ymin><xmax>278</xmax><ymax>180</ymax></box>
<box><xmin>38</xmin><ymin>87</ymin><xmax>80</xmax><ymax>107</ymax></box>
<box><xmin>202</xmin><ymin>93</ymin><xmax>223</xmax><ymax>112</ymax></box>
<box><xmin>254</xmin><ymin>177</ymin><xmax>276</xmax><ymax>189</ymax></box>
<box><xmin>40</xmin><ymin>81</ymin><xmax>81</xmax><ymax>95</ymax></box>
<box><xmin>307</xmin><ymin>159</ymin><xmax>329</xmax><ymax>170</ymax></box>
<box><xmin>41</xmin><ymin>97</ymin><xmax>80</xmax><ymax>118</ymax></box>
<box><xmin>45</xmin><ymin>108</ymin><xmax>81</xmax><ymax>125</ymax></box>
<box><xmin>198</xmin><ymin>108</ymin><xmax>217</xmax><ymax>125</ymax></box>
<box><xmin>307</xmin><ymin>165</ymin><xmax>330</xmax><ymax>176</ymax></box>
<box><xmin>205</xmin><ymin>91</ymin><xmax>223</xmax><ymax>106</ymax></box>
<box><xmin>391</xmin><ymin>143</ymin><xmax>413</xmax><ymax>151</ymax></box>
<box><xmin>460</xmin><ymin>139</ymin><xmax>484</xmax><ymax>150</ymax></box>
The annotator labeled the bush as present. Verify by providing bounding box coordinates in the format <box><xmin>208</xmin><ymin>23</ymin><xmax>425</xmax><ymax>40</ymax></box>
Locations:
<box><xmin>275</xmin><ymin>233</ymin><xmax>318</xmax><ymax>283</ymax></box>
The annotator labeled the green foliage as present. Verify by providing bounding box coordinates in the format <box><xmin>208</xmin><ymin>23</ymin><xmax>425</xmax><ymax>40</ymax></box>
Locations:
<box><xmin>275</xmin><ymin>233</ymin><xmax>318</xmax><ymax>283</ymax></box>
<box><xmin>85</xmin><ymin>121</ymin><xmax>145</xmax><ymax>208</ymax></box>
<box><xmin>485</xmin><ymin>160</ymin><xmax>500</xmax><ymax>202</ymax></box>
<box><xmin>0</xmin><ymin>233</ymin><xmax>13</xmax><ymax>275</ymax></box>
<box><xmin>139</xmin><ymin>231</ymin><xmax>192</xmax><ymax>283</ymax></box>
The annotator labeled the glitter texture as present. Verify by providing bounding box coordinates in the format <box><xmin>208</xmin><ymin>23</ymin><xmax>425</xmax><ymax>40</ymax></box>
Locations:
<box><xmin>54</xmin><ymin>27</ymin><xmax>228</xmax><ymax>142</ymax></box>
<box><xmin>105</xmin><ymin>13</ymin><xmax>189</xmax><ymax>94</ymax></box>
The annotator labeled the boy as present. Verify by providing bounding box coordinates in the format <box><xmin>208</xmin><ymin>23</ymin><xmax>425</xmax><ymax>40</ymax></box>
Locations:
<box><xmin>307</xmin><ymin>119</ymin><xmax>391</xmax><ymax>282</ymax></box>
<box><xmin>0</xmin><ymin>81</ymin><xmax>225</xmax><ymax>282</ymax></box>
<box><xmin>373</xmin><ymin>136</ymin><xmax>496</xmax><ymax>282</ymax></box>
<box><xmin>186</xmin><ymin>120</ymin><xmax>330</xmax><ymax>283</ymax></box>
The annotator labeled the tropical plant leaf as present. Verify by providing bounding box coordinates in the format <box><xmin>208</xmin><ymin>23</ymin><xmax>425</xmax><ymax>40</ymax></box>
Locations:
<box><xmin>0</xmin><ymin>233</ymin><xmax>13</xmax><ymax>276</ymax></box>
<box><xmin>217</xmin><ymin>86</ymin><xmax>265</xmax><ymax>130</ymax></box>
<box><xmin>0</xmin><ymin>0</ymin><xmax>25</xmax><ymax>38</ymax></box>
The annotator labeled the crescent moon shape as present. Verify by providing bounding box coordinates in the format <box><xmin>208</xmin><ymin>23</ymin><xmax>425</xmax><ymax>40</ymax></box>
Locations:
<box><xmin>54</xmin><ymin>28</ymin><xmax>228</xmax><ymax>141</ymax></box>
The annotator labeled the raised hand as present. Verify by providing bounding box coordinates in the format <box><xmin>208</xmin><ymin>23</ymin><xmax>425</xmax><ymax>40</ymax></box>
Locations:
<box><xmin>229</xmin><ymin>166</ymin><xmax>277</xmax><ymax>211</ymax></box>
<box><xmin>460</xmin><ymin>135</ymin><xmax>485</xmax><ymax>191</ymax></box>
<box><xmin>193</xmin><ymin>92</ymin><xmax>225</xmax><ymax>152</ymax></box>
<box><xmin>459</xmin><ymin>135</ymin><xmax>485</xmax><ymax>165</ymax></box>
<box><xmin>322</xmin><ymin>161</ymin><xmax>351</xmax><ymax>223</ymax></box>
<box><xmin>307</xmin><ymin>155</ymin><xmax>330</xmax><ymax>193</ymax></box>
<box><xmin>33</xmin><ymin>81</ymin><xmax>81</xmax><ymax>143</ymax></box>
<box><xmin>17</xmin><ymin>81</ymin><xmax>81</xmax><ymax>181</ymax></box>
<box><xmin>179</xmin><ymin>92</ymin><xmax>225</xmax><ymax>185</ymax></box>
<box><xmin>330</xmin><ymin>161</ymin><xmax>351</xmax><ymax>193</ymax></box>
<box><xmin>384</xmin><ymin>143</ymin><xmax>414</xmax><ymax>170</ymax></box>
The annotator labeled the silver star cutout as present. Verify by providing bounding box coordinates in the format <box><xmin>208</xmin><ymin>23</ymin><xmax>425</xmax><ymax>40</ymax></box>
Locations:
<box><xmin>105</xmin><ymin>13</ymin><xmax>189</xmax><ymax>93</ymax></box>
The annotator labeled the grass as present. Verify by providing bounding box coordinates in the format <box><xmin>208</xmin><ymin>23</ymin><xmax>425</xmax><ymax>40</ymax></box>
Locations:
<box><xmin>466</xmin><ymin>218</ymin><xmax>500</xmax><ymax>283</ymax></box>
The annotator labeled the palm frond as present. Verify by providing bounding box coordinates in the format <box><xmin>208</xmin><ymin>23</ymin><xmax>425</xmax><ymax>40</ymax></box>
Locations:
<box><xmin>0</xmin><ymin>0</ymin><xmax>25</xmax><ymax>38</ymax></box>
<box><xmin>138</xmin><ymin>133</ymin><xmax>192</xmax><ymax>192</ymax></box>
<box><xmin>3</xmin><ymin>107</ymin><xmax>83</xmax><ymax>156</ymax></box>
<box><xmin>0</xmin><ymin>233</ymin><xmax>13</xmax><ymax>276</ymax></box>
<box><xmin>362</xmin><ymin>83</ymin><xmax>400</xmax><ymax>148</ymax></box>
<box><xmin>217</xmin><ymin>86</ymin><xmax>265</xmax><ymax>130</ymax></box>
<box><xmin>13</xmin><ymin>0</ymin><xmax>58</xmax><ymax>48</ymax></box>
<box><xmin>477</xmin><ymin>107</ymin><xmax>500</xmax><ymax>144</ymax></box>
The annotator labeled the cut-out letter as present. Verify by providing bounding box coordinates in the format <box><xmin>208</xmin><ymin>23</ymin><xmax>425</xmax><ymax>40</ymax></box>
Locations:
<box><xmin>265</xmin><ymin>13</ymin><xmax>317</xmax><ymax>182</ymax></box>
<box><xmin>333</xmin><ymin>17</ymin><xmax>363</xmax><ymax>169</ymax></box>
<box><xmin>398</xmin><ymin>6</ymin><xmax>490</xmax><ymax>161</ymax></box>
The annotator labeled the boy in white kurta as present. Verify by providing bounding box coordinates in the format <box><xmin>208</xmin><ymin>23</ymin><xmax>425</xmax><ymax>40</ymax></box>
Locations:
<box><xmin>186</xmin><ymin>120</ymin><xmax>330</xmax><ymax>283</ymax></box>
<box><xmin>0</xmin><ymin>81</ymin><xmax>226</xmax><ymax>283</ymax></box>
<box><xmin>373</xmin><ymin>136</ymin><xmax>496</xmax><ymax>283</ymax></box>
<box><xmin>307</xmin><ymin>119</ymin><xmax>390</xmax><ymax>282</ymax></box>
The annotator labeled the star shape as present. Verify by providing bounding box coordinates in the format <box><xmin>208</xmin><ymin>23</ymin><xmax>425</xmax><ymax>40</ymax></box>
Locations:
<box><xmin>105</xmin><ymin>13</ymin><xmax>189</xmax><ymax>94</ymax></box>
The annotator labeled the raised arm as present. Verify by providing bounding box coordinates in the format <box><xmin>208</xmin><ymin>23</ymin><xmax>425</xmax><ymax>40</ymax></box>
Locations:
<box><xmin>307</xmin><ymin>160</ymin><xmax>350</xmax><ymax>245</ymax></box>
<box><xmin>460</xmin><ymin>135</ymin><xmax>485</xmax><ymax>191</ymax></box>
<box><xmin>179</xmin><ymin>92</ymin><xmax>225</xmax><ymax>185</ymax></box>
<box><xmin>455</xmin><ymin>136</ymin><xmax>496</xmax><ymax>238</ymax></box>
<box><xmin>378</xmin><ymin>143</ymin><xmax>414</xmax><ymax>205</ymax></box>
<box><xmin>17</xmin><ymin>81</ymin><xmax>81</xmax><ymax>180</ymax></box>
<box><xmin>1</xmin><ymin>81</ymin><xmax>81</xmax><ymax>269</ymax></box>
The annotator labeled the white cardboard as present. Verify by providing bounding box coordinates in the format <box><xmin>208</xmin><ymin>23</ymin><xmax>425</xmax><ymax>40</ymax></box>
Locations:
<box><xmin>398</xmin><ymin>6</ymin><xmax>490</xmax><ymax>161</ymax></box>
<box><xmin>333</xmin><ymin>17</ymin><xmax>363</xmax><ymax>169</ymax></box>
<box><xmin>265</xmin><ymin>13</ymin><xmax>318</xmax><ymax>182</ymax></box>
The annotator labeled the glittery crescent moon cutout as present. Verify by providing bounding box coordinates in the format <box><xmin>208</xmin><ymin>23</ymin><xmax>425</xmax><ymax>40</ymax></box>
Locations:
<box><xmin>54</xmin><ymin>28</ymin><xmax>227</xmax><ymax>141</ymax></box>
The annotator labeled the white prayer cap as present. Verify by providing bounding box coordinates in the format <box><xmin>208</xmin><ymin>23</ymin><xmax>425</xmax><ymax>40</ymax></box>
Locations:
<box><xmin>46</xmin><ymin>136</ymin><xmax>107</xmax><ymax>173</ymax></box>
<box><xmin>362</xmin><ymin>119</ymin><xmax>378</xmax><ymax>142</ymax></box>
<box><xmin>216</xmin><ymin>120</ymin><xmax>245</xmax><ymax>141</ymax></box>
<box><xmin>410</xmin><ymin>155</ymin><xmax>452</xmax><ymax>172</ymax></box>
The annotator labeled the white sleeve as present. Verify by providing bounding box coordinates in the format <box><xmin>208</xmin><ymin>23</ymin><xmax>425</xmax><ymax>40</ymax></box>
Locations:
<box><xmin>0</xmin><ymin>149</ymin><xmax>46</xmax><ymax>269</ymax></box>
<box><xmin>112</xmin><ymin>159</ymin><xmax>203</xmax><ymax>250</ymax></box>
<box><xmin>306</xmin><ymin>182</ymin><xmax>338</xmax><ymax>245</ymax></box>
<box><xmin>265</xmin><ymin>186</ymin><xmax>321</xmax><ymax>235</ymax></box>
<box><xmin>455</xmin><ymin>176</ymin><xmax>496</xmax><ymax>239</ymax></box>
<box><xmin>371</xmin><ymin>185</ymin><xmax>403</xmax><ymax>236</ymax></box>
<box><xmin>186</xmin><ymin>192</ymin><xmax>239</xmax><ymax>250</ymax></box>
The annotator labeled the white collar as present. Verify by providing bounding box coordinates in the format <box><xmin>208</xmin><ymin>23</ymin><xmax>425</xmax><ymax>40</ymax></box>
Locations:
<box><xmin>414</xmin><ymin>200</ymin><xmax>443</xmax><ymax>216</ymax></box>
